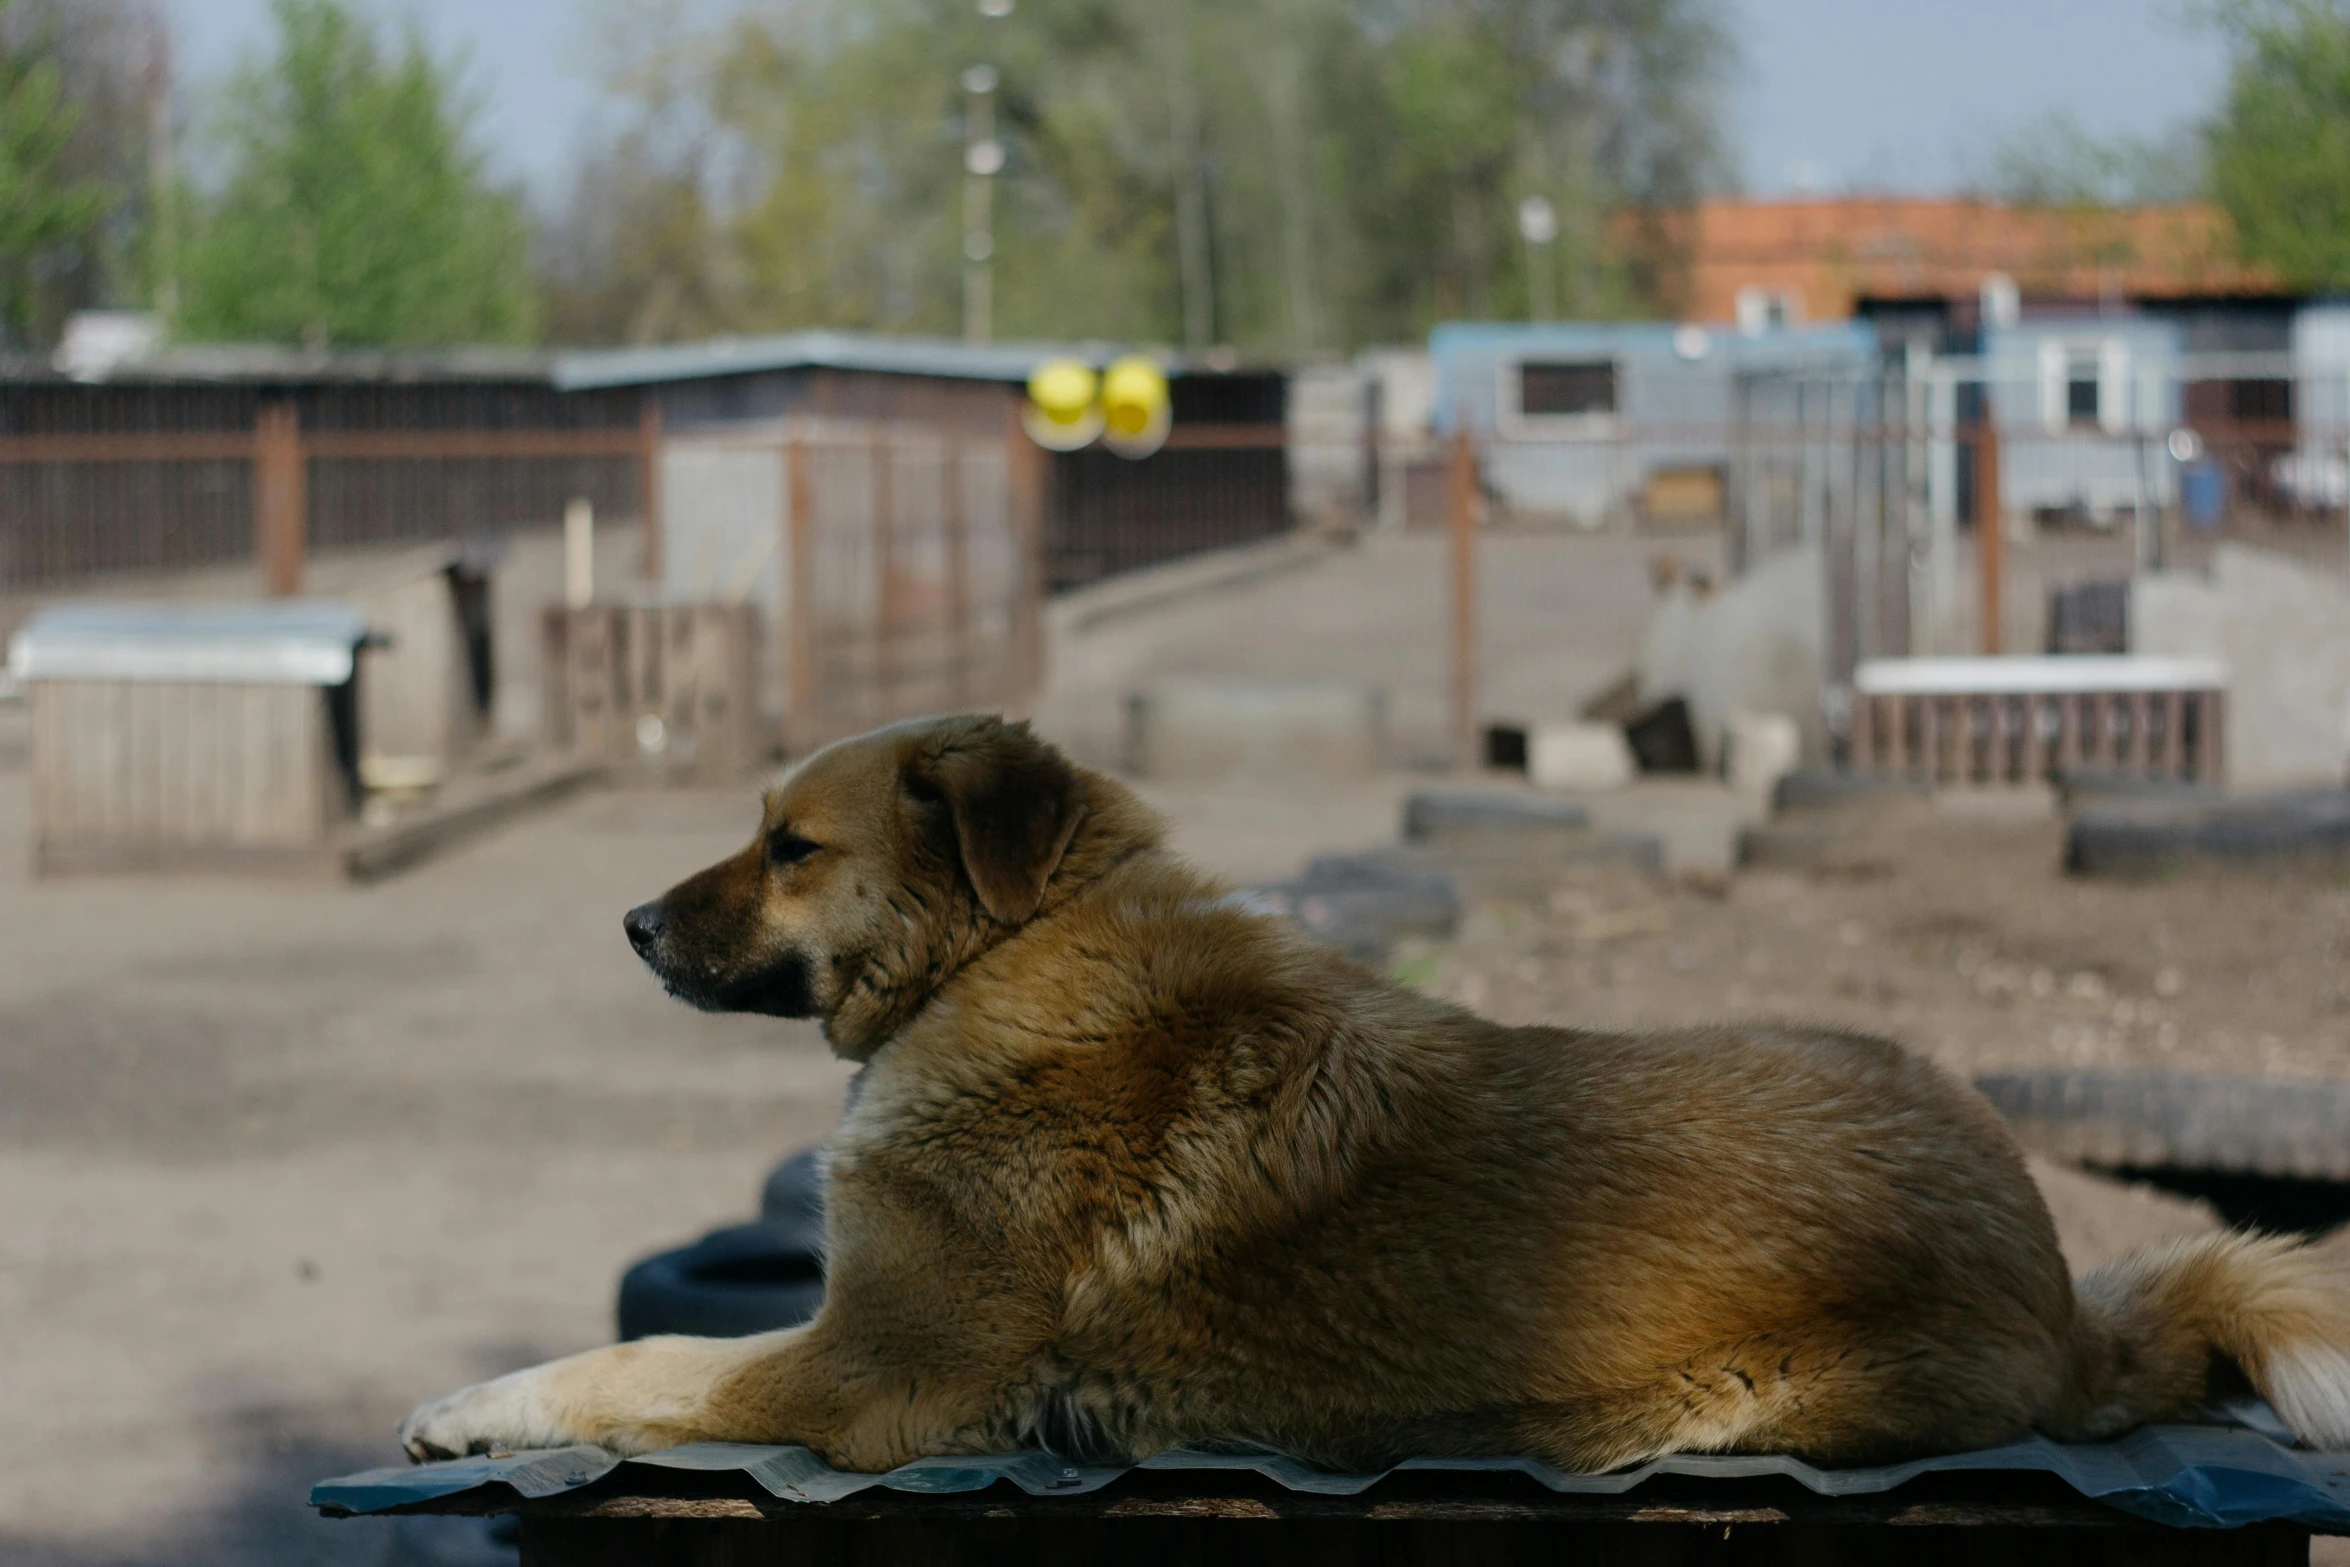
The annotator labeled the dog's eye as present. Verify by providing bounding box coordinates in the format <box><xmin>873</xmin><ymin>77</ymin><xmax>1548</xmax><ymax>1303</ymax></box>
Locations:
<box><xmin>766</xmin><ymin>829</ymin><xmax>820</xmax><ymax>867</ymax></box>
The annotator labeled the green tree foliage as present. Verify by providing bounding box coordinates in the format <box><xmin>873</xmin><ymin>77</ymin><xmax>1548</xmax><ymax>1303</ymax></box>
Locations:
<box><xmin>550</xmin><ymin>0</ymin><xmax>1731</xmax><ymax>352</ymax></box>
<box><xmin>2206</xmin><ymin>0</ymin><xmax>2350</xmax><ymax>289</ymax></box>
<box><xmin>0</xmin><ymin>0</ymin><xmax>114</xmax><ymax>345</ymax></box>
<box><xmin>1985</xmin><ymin>112</ymin><xmax>2206</xmax><ymax>208</ymax></box>
<box><xmin>180</xmin><ymin>0</ymin><xmax>536</xmax><ymax>346</ymax></box>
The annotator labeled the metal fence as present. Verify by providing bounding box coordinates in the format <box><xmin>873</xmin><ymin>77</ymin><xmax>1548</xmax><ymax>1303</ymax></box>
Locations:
<box><xmin>657</xmin><ymin>422</ymin><xmax>1040</xmax><ymax>752</ymax></box>
<box><xmin>0</xmin><ymin>380</ymin><xmax>652</xmax><ymax>590</ymax></box>
<box><xmin>1724</xmin><ymin>351</ymin><xmax>2350</xmax><ymax>686</ymax></box>
<box><xmin>1042</xmin><ymin>427</ymin><xmax>1291</xmax><ymax>590</ymax></box>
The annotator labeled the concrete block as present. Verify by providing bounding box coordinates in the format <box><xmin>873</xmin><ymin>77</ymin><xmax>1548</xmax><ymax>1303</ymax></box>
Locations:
<box><xmin>1636</xmin><ymin>545</ymin><xmax>1825</xmax><ymax>770</ymax></box>
<box><xmin>1528</xmin><ymin>721</ymin><xmax>1636</xmax><ymax>792</ymax></box>
<box><xmin>1724</xmin><ymin>711</ymin><xmax>1801</xmax><ymax>806</ymax></box>
<box><xmin>1772</xmin><ymin>770</ymin><xmax>1930</xmax><ymax>813</ymax></box>
<box><xmin>2135</xmin><ymin>544</ymin><xmax>2350</xmax><ymax>791</ymax></box>
<box><xmin>1125</xmin><ymin>677</ymin><xmax>1386</xmax><ymax>779</ymax></box>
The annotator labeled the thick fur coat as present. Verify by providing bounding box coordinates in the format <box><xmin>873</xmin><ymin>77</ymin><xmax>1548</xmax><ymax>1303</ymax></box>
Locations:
<box><xmin>401</xmin><ymin>715</ymin><xmax>2350</xmax><ymax>1472</ymax></box>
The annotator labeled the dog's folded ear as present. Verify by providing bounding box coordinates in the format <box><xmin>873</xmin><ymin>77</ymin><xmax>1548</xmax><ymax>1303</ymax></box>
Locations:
<box><xmin>912</xmin><ymin>718</ymin><xmax>1088</xmax><ymax>925</ymax></box>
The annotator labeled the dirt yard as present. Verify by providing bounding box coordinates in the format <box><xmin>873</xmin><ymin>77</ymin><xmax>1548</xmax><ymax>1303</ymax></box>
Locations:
<box><xmin>1414</xmin><ymin>795</ymin><xmax>2350</xmax><ymax>1086</ymax></box>
<box><xmin>4</xmin><ymin>524</ymin><xmax>2343</xmax><ymax>1563</ymax></box>
<box><xmin>0</xmin><ymin>745</ymin><xmax>858</xmax><ymax>1566</ymax></box>
<box><xmin>3</xmin><ymin>741</ymin><xmax>2302</xmax><ymax>1564</ymax></box>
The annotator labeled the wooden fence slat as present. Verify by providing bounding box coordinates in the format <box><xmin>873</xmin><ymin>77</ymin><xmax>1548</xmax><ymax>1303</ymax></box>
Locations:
<box><xmin>945</xmin><ymin>442</ymin><xmax>971</xmax><ymax>708</ymax></box>
<box><xmin>873</xmin><ymin>443</ymin><xmax>897</xmax><ymax>724</ymax></box>
<box><xmin>787</xmin><ymin>442</ymin><xmax>816</xmax><ymax>735</ymax></box>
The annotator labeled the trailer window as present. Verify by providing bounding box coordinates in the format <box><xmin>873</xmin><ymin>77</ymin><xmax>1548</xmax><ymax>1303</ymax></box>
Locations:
<box><xmin>2065</xmin><ymin>353</ymin><xmax>2101</xmax><ymax>428</ymax></box>
<box><xmin>1518</xmin><ymin>361</ymin><xmax>1617</xmax><ymax>418</ymax></box>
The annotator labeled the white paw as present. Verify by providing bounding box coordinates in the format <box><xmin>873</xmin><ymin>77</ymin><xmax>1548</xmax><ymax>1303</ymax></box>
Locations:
<box><xmin>399</xmin><ymin>1369</ymin><xmax>567</xmax><ymax>1462</ymax></box>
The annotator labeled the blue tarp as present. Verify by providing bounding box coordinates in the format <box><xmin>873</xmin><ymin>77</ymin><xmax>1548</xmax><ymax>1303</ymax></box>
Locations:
<box><xmin>314</xmin><ymin>1424</ymin><xmax>2350</xmax><ymax>1531</ymax></box>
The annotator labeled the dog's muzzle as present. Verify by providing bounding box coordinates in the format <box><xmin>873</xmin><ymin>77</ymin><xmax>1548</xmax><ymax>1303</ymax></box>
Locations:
<box><xmin>624</xmin><ymin>901</ymin><xmax>819</xmax><ymax>1018</ymax></box>
<box><xmin>623</xmin><ymin>901</ymin><xmax>665</xmax><ymax>955</ymax></box>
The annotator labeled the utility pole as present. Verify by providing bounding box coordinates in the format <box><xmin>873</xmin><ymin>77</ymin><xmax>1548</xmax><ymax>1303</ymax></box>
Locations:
<box><xmin>958</xmin><ymin>0</ymin><xmax>1013</xmax><ymax>343</ymax></box>
<box><xmin>961</xmin><ymin>63</ymin><xmax>1001</xmax><ymax>345</ymax></box>
<box><xmin>1517</xmin><ymin>196</ymin><xmax>1557</xmax><ymax>322</ymax></box>
<box><xmin>1167</xmin><ymin>19</ymin><xmax>1214</xmax><ymax>353</ymax></box>
<box><xmin>145</xmin><ymin>19</ymin><xmax>179</xmax><ymax>326</ymax></box>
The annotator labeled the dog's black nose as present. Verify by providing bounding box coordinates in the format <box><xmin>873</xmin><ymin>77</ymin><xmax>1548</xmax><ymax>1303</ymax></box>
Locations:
<box><xmin>623</xmin><ymin>902</ymin><xmax>666</xmax><ymax>954</ymax></box>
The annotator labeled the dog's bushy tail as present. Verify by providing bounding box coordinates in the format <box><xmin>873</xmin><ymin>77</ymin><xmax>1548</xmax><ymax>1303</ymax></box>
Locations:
<box><xmin>2048</xmin><ymin>1231</ymin><xmax>2350</xmax><ymax>1447</ymax></box>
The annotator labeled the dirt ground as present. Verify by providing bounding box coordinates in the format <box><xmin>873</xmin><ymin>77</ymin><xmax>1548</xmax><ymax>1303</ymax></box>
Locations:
<box><xmin>1</xmin><ymin>749</ymin><xmax>2288</xmax><ymax>1565</ymax></box>
<box><xmin>4</xmin><ymin>524</ymin><xmax>2342</xmax><ymax>1563</ymax></box>
<box><xmin>0</xmin><ymin>751</ymin><xmax>858</xmax><ymax>1566</ymax></box>
<box><xmin>1414</xmin><ymin>795</ymin><xmax>2350</xmax><ymax>1086</ymax></box>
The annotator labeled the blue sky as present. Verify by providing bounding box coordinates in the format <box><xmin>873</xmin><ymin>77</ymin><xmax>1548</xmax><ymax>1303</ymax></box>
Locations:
<box><xmin>155</xmin><ymin>0</ymin><xmax>2231</xmax><ymax>203</ymax></box>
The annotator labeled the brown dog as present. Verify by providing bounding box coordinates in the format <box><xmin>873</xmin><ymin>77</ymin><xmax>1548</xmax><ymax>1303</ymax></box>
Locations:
<box><xmin>401</xmin><ymin>714</ymin><xmax>2350</xmax><ymax>1471</ymax></box>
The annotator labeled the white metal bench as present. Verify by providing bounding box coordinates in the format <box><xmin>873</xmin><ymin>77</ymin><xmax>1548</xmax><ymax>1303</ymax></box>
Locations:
<box><xmin>1848</xmin><ymin>656</ymin><xmax>2227</xmax><ymax>787</ymax></box>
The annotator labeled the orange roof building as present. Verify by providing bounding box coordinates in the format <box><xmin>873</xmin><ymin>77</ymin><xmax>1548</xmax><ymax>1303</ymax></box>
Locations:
<box><xmin>1632</xmin><ymin>198</ymin><xmax>2280</xmax><ymax>325</ymax></box>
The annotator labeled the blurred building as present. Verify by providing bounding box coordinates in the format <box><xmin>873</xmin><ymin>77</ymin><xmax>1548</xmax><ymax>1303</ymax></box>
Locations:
<box><xmin>1425</xmin><ymin>320</ymin><xmax>1876</xmax><ymax>528</ymax></box>
<box><xmin>4</xmin><ymin>325</ymin><xmax>1293</xmax><ymax>755</ymax></box>
<box><xmin>558</xmin><ymin>333</ymin><xmax>1289</xmax><ymax>596</ymax></box>
<box><xmin>1982</xmin><ymin>313</ymin><xmax>2185</xmax><ymax>526</ymax></box>
<box><xmin>1641</xmin><ymin>198</ymin><xmax>2278</xmax><ymax>343</ymax></box>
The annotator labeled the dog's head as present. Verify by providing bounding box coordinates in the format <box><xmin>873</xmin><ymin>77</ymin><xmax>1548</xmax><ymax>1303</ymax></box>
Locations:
<box><xmin>623</xmin><ymin>714</ymin><xmax>1131</xmax><ymax>1058</ymax></box>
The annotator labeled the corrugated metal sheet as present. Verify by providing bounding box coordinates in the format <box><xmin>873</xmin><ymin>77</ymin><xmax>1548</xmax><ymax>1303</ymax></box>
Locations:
<box><xmin>5</xmin><ymin>343</ymin><xmax>556</xmax><ymax>386</ymax></box>
<box><xmin>10</xmin><ymin>601</ymin><xmax>369</xmax><ymax>686</ymax></box>
<box><xmin>315</xmin><ymin>1425</ymin><xmax>2350</xmax><ymax>1531</ymax></box>
<box><xmin>556</xmin><ymin>331</ymin><xmax>1218</xmax><ymax>392</ymax></box>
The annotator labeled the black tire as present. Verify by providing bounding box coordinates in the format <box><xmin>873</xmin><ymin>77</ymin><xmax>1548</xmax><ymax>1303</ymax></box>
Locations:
<box><xmin>1243</xmin><ymin>850</ymin><xmax>1462</xmax><ymax>962</ymax></box>
<box><xmin>616</xmin><ymin>1218</ymin><xmax>825</xmax><ymax>1340</ymax></box>
<box><xmin>760</xmin><ymin>1148</ymin><xmax>826</xmax><ymax>1226</ymax></box>
<box><xmin>2066</xmin><ymin>790</ymin><xmax>2350</xmax><ymax>877</ymax></box>
<box><xmin>1402</xmin><ymin>791</ymin><xmax>1589</xmax><ymax>839</ymax></box>
<box><xmin>1973</xmin><ymin>1070</ymin><xmax>2350</xmax><ymax>1181</ymax></box>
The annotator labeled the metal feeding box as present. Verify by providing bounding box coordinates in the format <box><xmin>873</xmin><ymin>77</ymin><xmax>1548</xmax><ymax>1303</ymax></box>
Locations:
<box><xmin>11</xmin><ymin>601</ymin><xmax>370</xmax><ymax>873</ymax></box>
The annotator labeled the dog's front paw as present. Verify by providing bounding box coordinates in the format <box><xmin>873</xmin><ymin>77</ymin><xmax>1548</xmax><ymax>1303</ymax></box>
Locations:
<box><xmin>399</xmin><ymin>1370</ymin><xmax>566</xmax><ymax>1462</ymax></box>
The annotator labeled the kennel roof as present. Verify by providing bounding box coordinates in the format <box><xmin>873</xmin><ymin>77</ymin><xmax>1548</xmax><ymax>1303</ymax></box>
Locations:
<box><xmin>9</xmin><ymin>601</ymin><xmax>372</xmax><ymax>686</ymax></box>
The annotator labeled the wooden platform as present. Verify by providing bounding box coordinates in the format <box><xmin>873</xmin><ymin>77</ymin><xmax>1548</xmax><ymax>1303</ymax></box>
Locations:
<box><xmin>339</xmin><ymin>1462</ymin><xmax>2315</xmax><ymax>1565</ymax></box>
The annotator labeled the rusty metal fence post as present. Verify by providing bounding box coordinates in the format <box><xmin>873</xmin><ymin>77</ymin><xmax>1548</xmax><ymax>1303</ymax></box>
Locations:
<box><xmin>1005</xmin><ymin>407</ymin><xmax>1047</xmax><ymax>705</ymax></box>
<box><xmin>255</xmin><ymin>401</ymin><xmax>306</xmax><ymax>597</ymax></box>
<box><xmin>1972</xmin><ymin>419</ymin><xmax>2002</xmax><ymax>655</ymax></box>
<box><xmin>1447</xmin><ymin>425</ymin><xmax>1478</xmax><ymax>768</ymax></box>
<box><xmin>872</xmin><ymin>439</ymin><xmax>898</xmax><ymax>725</ymax></box>
<box><xmin>638</xmin><ymin>399</ymin><xmax>665</xmax><ymax>584</ymax></box>
<box><xmin>944</xmin><ymin>440</ymin><xmax>971</xmax><ymax>708</ymax></box>
<box><xmin>784</xmin><ymin>439</ymin><xmax>817</xmax><ymax>750</ymax></box>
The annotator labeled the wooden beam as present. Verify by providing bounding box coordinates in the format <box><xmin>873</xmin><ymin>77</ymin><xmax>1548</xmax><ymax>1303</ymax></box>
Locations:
<box><xmin>0</xmin><ymin>431</ymin><xmax>254</xmax><ymax>462</ymax></box>
<box><xmin>296</xmin><ymin>428</ymin><xmax>649</xmax><ymax>460</ymax></box>
<box><xmin>637</xmin><ymin>399</ymin><xmax>664</xmax><ymax>583</ymax></box>
<box><xmin>1974</xmin><ymin>421</ymin><xmax>2003</xmax><ymax>656</ymax></box>
<box><xmin>255</xmin><ymin>401</ymin><xmax>306</xmax><ymax>597</ymax></box>
<box><xmin>1448</xmin><ymin>425</ymin><xmax>1478</xmax><ymax>768</ymax></box>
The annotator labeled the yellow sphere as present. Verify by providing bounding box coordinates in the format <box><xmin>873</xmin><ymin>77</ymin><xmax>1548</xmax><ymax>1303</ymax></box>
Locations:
<box><xmin>1100</xmin><ymin>355</ymin><xmax>1169</xmax><ymax>439</ymax></box>
<box><xmin>1027</xmin><ymin>359</ymin><xmax>1099</xmax><ymax>431</ymax></box>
